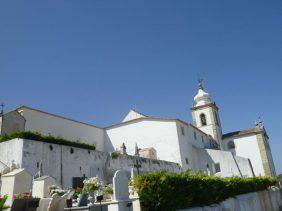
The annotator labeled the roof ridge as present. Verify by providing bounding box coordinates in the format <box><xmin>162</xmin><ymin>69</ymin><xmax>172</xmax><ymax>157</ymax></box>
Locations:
<box><xmin>16</xmin><ymin>105</ymin><xmax>102</xmax><ymax>129</ymax></box>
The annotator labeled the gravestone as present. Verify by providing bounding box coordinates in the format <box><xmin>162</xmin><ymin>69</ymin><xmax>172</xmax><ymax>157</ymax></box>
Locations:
<box><xmin>0</xmin><ymin>168</ymin><xmax>32</xmax><ymax>207</ymax></box>
<box><xmin>112</xmin><ymin>170</ymin><xmax>129</xmax><ymax>201</ymax></box>
<box><xmin>32</xmin><ymin>176</ymin><xmax>56</xmax><ymax>198</ymax></box>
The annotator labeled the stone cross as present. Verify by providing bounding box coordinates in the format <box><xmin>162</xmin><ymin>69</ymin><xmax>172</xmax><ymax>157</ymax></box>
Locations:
<box><xmin>112</xmin><ymin>170</ymin><xmax>129</xmax><ymax>201</ymax></box>
<box><xmin>120</xmin><ymin>143</ymin><xmax>127</xmax><ymax>155</ymax></box>
<box><xmin>134</xmin><ymin>159</ymin><xmax>141</xmax><ymax>175</ymax></box>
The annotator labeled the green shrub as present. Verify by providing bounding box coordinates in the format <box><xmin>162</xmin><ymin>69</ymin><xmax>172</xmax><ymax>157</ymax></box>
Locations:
<box><xmin>0</xmin><ymin>131</ymin><xmax>95</xmax><ymax>150</ymax></box>
<box><xmin>134</xmin><ymin>171</ymin><xmax>278</xmax><ymax>211</ymax></box>
<box><xmin>0</xmin><ymin>195</ymin><xmax>9</xmax><ymax>211</ymax></box>
<box><xmin>111</xmin><ymin>152</ymin><xmax>120</xmax><ymax>159</ymax></box>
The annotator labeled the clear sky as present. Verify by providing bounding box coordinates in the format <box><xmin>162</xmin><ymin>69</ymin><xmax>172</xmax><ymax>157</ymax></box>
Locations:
<box><xmin>0</xmin><ymin>0</ymin><xmax>281</xmax><ymax>174</ymax></box>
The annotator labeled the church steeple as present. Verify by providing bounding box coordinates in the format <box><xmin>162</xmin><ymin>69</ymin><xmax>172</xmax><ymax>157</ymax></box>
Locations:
<box><xmin>194</xmin><ymin>80</ymin><xmax>212</xmax><ymax>107</ymax></box>
<box><xmin>191</xmin><ymin>81</ymin><xmax>223</xmax><ymax>148</ymax></box>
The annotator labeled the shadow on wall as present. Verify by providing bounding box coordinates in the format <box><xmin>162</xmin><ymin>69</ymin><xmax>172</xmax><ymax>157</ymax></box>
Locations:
<box><xmin>104</xmin><ymin>133</ymin><xmax>115</xmax><ymax>152</ymax></box>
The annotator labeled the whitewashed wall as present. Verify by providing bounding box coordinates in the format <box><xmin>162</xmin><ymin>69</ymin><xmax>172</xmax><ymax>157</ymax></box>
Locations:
<box><xmin>223</xmin><ymin>134</ymin><xmax>265</xmax><ymax>176</ymax></box>
<box><xmin>19</xmin><ymin>107</ymin><xmax>105</xmax><ymax>151</ymax></box>
<box><xmin>191</xmin><ymin>148</ymin><xmax>253</xmax><ymax>177</ymax></box>
<box><xmin>175</xmin><ymin>122</ymin><xmax>214</xmax><ymax>170</ymax></box>
<box><xmin>0</xmin><ymin>139</ymin><xmax>181</xmax><ymax>188</ymax></box>
<box><xmin>105</xmin><ymin>120</ymin><xmax>182</xmax><ymax>165</ymax></box>
<box><xmin>180</xmin><ymin>187</ymin><xmax>282</xmax><ymax>211</ymax></box>
<box><xmin>0</xmin><ymin>139</ymin><xmax>23</xmax><ymax>171</ymax></box>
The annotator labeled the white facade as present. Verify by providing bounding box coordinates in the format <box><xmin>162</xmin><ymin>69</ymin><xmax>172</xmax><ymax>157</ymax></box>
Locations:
<box><xmin>223</xmin><ymin>134</ymin><xmax>264</xmax><ymax>176</ymax></box>
<box><xmin>17</xmin><ymin>106</ymin><xmax>105</xmax><ymax>151</ymax></box>
<box><xmin>0</xmin><ymin>81</ymin><xmax>276</xmax><ymax>180</ymax></box>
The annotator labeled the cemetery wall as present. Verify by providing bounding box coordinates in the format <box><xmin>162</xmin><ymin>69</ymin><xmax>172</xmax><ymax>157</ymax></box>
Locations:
<box><xmin>0</xmin><ymin>139</ymin><xmax>181</xmax><ymax>188</ymax></box>
<box><xmin>0</xmin><ymin>138</ymin><xmax>23</xmax><ymax>169</ymax></box>
<box><xmin>179</xmin><ymin>187</ymin><xmax>282</xmax><ymax>211</ymax></box>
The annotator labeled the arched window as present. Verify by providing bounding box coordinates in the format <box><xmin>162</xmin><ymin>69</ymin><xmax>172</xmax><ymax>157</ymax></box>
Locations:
<box><xmin>200</xmin><ymin>113</ymin><xmax>207</xmax><ymax>126</ymax></box>
<box><xmin>228</xmin><ymin>141</ymin><xmax>235</xmax><ymax>149</ymax></box>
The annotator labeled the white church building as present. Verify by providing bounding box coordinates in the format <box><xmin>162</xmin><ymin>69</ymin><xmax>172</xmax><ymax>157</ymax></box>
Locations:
<box><xmin>0</xmin><ymin>82</ymin><xmax>276</xmax><ymax>187</ymax></box>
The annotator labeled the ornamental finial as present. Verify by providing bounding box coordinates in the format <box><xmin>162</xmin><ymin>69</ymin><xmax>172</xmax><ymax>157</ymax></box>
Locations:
<box><xmin>198</xmin><ymin>79</ymin><xmax>204</xmax><ymax>90</ymax></box>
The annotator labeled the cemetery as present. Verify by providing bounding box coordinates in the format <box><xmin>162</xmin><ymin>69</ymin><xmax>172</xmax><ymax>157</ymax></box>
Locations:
<box><xmin>0</xmin><ymin>167</ymin><xmax>281</xmax><ymax>211</ymax></box>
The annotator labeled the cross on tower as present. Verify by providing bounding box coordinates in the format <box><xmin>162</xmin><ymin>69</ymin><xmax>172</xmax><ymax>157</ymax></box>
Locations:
<box><xmin>198</xmin><ymin>78</ymin><xmax>204</xmax><ymax>90</ymax></box>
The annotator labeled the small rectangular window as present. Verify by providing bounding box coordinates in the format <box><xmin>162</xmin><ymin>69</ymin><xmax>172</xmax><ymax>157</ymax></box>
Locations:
<box><xmin>181</xmin><ymin>126</ymin><xmax>185</xmax><ymax>136</ymax></box>
<box><xmin>201</xmin><ymin>136</ymin><xmax>204</xmax><ymax>143</ymax></box>
<box><xmin>185</xmin><ymin>157</ymin><xmax>189</xmax><ymax>165</ymax></box>
<box><xmin>214</xmin><ymin>163</ymin><xmax>221</xmax><ymax>173</ymax></box>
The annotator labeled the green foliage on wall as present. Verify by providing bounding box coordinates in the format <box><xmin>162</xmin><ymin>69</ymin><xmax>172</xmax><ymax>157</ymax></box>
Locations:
<box><xmin>111</xmin><ymin>151</ymin><xmax>120</xmax><ymax>159</ymax></box>
<box><xmin>0</xmin><ymin>131</ymin><xmax>95</xmax><ymax>150</ymax></box>
<box><xmin>134</xmin><ymin>171</ymin><xmax>278</xmax><ymax>211</ymax></box>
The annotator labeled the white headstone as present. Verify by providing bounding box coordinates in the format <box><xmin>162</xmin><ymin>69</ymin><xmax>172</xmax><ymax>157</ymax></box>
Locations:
<box><xmin>32</xmin><ymin>176</ymin><xmax>56</xmax><ymax>198</ymax></box>
<box><xmin>113</xmin><ymin>170</ymin><xmax>129</xmax><ymax>201</ymax></box>
<box><xmin>0</xmin><ymin>168</ymin><xmax>32</xmax><ymax>206</ymax></box>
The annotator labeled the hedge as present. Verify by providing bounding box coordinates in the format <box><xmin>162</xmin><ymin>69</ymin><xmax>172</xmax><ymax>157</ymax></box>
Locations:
<box><xmin>0</xmin><ymin>131</ymin><xmax>95</xmax><ymax>150</ymax></box>
<box><xmin>134</xmin><ymin>171</ymin><xmax>278</xmax><ymax>211</ymax></box>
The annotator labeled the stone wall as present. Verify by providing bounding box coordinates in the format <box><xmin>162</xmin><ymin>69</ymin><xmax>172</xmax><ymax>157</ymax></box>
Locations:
<box><xmin>0</xmin><ymin>139</ymin><xmax>182</xmax><ymax>188</ymax></box>
<box><xmin>179</xmin><ymin>187</ymin><xmax>282</xmax><ymax>211</ymax></box>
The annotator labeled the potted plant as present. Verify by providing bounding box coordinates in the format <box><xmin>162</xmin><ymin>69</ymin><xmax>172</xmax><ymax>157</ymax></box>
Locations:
<box><xmin>0</xmin><ymin>195</ymin><xmax>9</xmax><ymax>211</ymax></box>
<box><xmin>82</xmin><ymin>177</ymin><xmax>101</xmax><ymax>206</ymax></box>
<box><xmin>102</xmin><ymin>184</ymin><xmax>113</xmax><ymax>201</ymax></box>
<box><xmin>12</xmin><ymin>193</ymin><xmax>40</xmax><ymax>211</ymax></box>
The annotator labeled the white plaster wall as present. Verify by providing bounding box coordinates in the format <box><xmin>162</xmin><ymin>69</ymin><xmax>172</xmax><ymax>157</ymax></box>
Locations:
<box><xmin>193</xmin><ymin>148</ymin><xmax>253</xmax><ymax>177</ymax></box>
<box><xmin>21</xmin><ymin>139</ymin><xmax>109</xmax><ymax>187</ymax></box>
<box><xmin>181</xmin><ymin>188</ymin><xmax>282</xmax><ymax>211</ymax></box>
<box><xmin>192</xmin><ymin>107</ymin><xmax>222</xmax><ymax>145</ymax></box>
<box><xmin>223</xmin><ymin>134</ymin><xmax>265</xmax><ymax>176</ymax></box>
<box><xmin>1</xmin><ymin>139</ymin><xmax>180</xmax><ymax>188</ymax></box>
<box><xmin>19</xmin><ymin>107</ymin><xmax>105</xmax><ymax>151</ymax></box>
<box><xmin>0</xmin><ymin>139</ymin><xmax>23</xmax><ymax>171</ymax></box>
<box><xmin>176</xmin><ymin>123</ymin><xmax>212</xmax><ymax>170</ymax></box>
<box><xmin>105</xmin><ymin>120</ymin><xmax>182</xmax><ymax>164</ymax></box>
<box><xmin>122</xmin><ymin>110</ymin><xmax>146</xmax><ymax>122</ymax></box>
<box><xmin>234</xmin><ymin>156</ymin><xmax>254</xmax><ymax>177</ymax></box>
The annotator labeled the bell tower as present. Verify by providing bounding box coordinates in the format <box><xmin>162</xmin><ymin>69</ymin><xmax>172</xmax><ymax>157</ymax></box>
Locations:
<box><xmin>191</xmin><ymin>80</ymin><xmax>223</xmax><ymax>148</ymax></box>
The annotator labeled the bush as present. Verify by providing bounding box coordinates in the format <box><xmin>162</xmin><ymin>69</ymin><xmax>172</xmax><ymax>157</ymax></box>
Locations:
<box><xmin>134</xmin><ymin>171</ymin><xmax>278</xmax><ymax>211</ymax></box>
<box><xmin>111</xmin><ymin>152</ymin><xmax>120</xmax><ymax>159</ymax></box>
<box><xmin>0</xmin><ymin>131</ymin><xmax>95</xmax><ymax>150</ymax></box>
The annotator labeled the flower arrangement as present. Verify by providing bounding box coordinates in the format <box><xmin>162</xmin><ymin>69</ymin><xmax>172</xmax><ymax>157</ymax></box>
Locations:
<box><xmin>102</xmin><ymin>184</ymin><xmax>113</xmax><ymax>195</ymax></box>
<box><xmin>0</xmin><ymin>195</ymin><xmax>9</xmax><ymax>211</ymax></box>
<box><xmin>13</xmin><ymin>192</ymin><xmax>31</xmax><ymax>199</ymax></box>
<box><xmin>82</xmin><ymin>177</ymin><xmax>101</xmax><ymax>193</ymax></box>
<box><xmin>49</xmin><ymin>185</ymin><xmax>67</xmax><ymax>196</ymax></box>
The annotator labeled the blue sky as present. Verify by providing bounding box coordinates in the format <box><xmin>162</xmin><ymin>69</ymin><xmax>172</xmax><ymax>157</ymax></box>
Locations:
<box><xmin>1</xmin><ymin>0</ymin><xmax>281</xmax><ymax>174</ymax></box>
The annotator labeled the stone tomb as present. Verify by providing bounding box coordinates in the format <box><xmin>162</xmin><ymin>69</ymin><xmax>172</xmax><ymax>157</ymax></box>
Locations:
<box><xmin>0</xmin><ymin>168</ymin><xmax>32</xmax><ymax>206</ymax></box>
<box><xmin>32</xmin><ymin>176</ymin><xmax>56</xmax><ymax>198</ymax></box>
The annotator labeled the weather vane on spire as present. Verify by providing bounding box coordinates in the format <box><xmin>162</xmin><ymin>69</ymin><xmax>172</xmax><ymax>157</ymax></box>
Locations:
<box><xmin>198</xmin><ymin>78</ymin><xmax>204</xmax><ymax>90</ymax></box>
